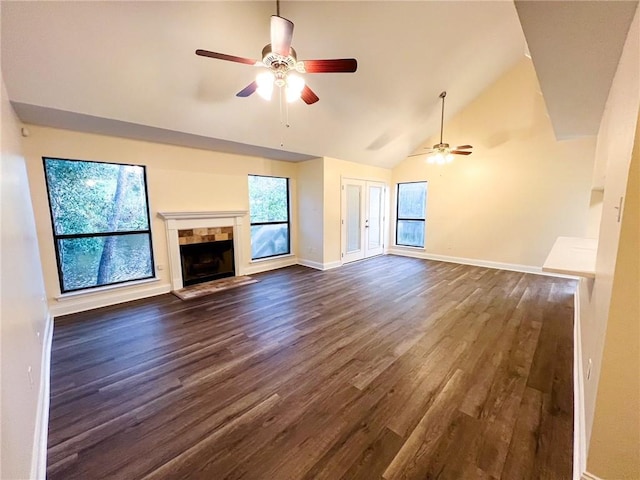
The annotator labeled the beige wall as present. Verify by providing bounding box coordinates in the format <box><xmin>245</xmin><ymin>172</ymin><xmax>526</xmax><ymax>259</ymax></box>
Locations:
<box><xmin>20</xmin><ymin>124</ymin><xmax>394</xmax><ymax>312</ymax></box>
<box><xmin>1</xmin><ymin>78</ymin><xmax>50</xmax><ymax>478</ymax></box>
<box><xmin>588</xmin><ymin>109</ymin><xmax>640</xmax><ymax>479</ymax></box>
<box><xmin>297</xmin><ymin>157</ymin><xmax>324</xmax><ymax>267</ymax></box>
<box><xmin>392</xmin><ymin>58</ymin><xmax>595</xmax><ymax>268</ymax></box>
<box><xmin>323</xmin><ymin>157</ymin><xmax>392</xmax><ymax>266</ymax></box>
<box><xmin>580</xmin><ymin>8</ymin><xmax>640</xmax><ymax>461</ymax></box>
<box><xmin>21</xmin><ymin>125</ymin><xmax>299</xmax><ymax>315</ymax></box>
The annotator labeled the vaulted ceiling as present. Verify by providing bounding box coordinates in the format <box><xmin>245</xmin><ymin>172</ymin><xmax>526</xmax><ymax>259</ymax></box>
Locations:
<box><xmin>1</xmin><ymin>1</ymin><xmax>637</xmax><ymax>168</ymax></box>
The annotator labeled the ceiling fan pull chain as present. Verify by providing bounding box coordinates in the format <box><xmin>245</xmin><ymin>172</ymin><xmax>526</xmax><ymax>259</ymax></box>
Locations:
<box><xmin>285</xmin><ymin>95</ymin><xmax>291</xmax><ymax>129</ymax></box>
<box><xmin>278</xmin><ymin>88</ymin><xmax>292</xmax><ymax>146</ymax></box>
<box><xmin>279</xmin><ymin>88</ymin><xmax>284</xmax><ymax>146</ymax></box>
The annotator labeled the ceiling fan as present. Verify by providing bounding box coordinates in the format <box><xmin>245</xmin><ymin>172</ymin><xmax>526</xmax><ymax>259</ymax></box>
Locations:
<box><xmin>195</xmin><ymin>1</ymin><xmax>357</xmax><ymax>105</ymax></box>
<box><xmin>419</xmin><ymin>91</ymin><xmax>473</xmax><ymax>163</ymax></box>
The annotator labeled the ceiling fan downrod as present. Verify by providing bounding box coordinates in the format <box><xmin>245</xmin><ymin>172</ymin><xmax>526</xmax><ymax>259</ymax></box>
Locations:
<box><xmin>439</xmin><ymin>91</ymin><xmax>446</xmax><ymax>145</ymax></box>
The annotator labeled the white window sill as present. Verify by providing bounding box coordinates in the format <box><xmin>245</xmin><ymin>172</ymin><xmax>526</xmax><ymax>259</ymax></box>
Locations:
<box><xmin>392</xmin><ymin>245</ymin><xmax>425</xmax><ymax>250</ymax></box>
<box><xmin>56</xmin><ymin>277</ymin><xmax>161</xmax><ymax>301</ymax></box>
<box><xmin>249</xmin><ymin>253</ymin><xmax>295</xmax><ymax>264</ymax></box>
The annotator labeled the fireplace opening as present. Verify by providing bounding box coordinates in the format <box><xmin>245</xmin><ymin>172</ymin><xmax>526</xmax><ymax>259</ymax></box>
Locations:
<box><xmin>179</xmin><ymin>240</ymin><xmax>235</xmax><ymax>286</ymax></box>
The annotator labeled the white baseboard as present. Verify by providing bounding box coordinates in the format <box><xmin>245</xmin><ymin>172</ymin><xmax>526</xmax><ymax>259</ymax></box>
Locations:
<box><xmin>387</xmin><ymin>247</ymin><xmax>574</xmax><ymax>277</ymax></box>
<box><xmin>574</xmin><ymin>285</ymin><xmax>588</xmax><ymax>480</ymax></box>
<box><xmin>297</xmin><ymin>258</ymin><xmax>325</xmax><ymax>270</ymax></box>
<box><xmin>298</xmin><ymin>259</ymin><xmax>342</xmax><ymax>271</ymax></box>
<box><xmin>323</xmin><ymin>260</ymin><xmax>342</xmax><ymax>270</ymax></box>
<box><xmin>51</xmin><ymin>282</ymin><xmax>171</xmax><ymax>317</ymax></box>
<box><xmin>30</xmin><ymin>312</ymin><xmax>53</xmax><ymax>480</ymax></box>
<box><xmin>244</xmin><ymin>256</ymin><xmax>298</xmax><ymax>276</ymax></box>
<box><xmin>581</xmin><ymin>472</ymin><xmax>603</xmax><ymax>480</ymax></box>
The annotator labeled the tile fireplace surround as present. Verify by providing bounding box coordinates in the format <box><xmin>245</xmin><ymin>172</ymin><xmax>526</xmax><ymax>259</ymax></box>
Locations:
<box><xmin>158</xmin><ymin>211</ymin><xmax>247</xmax><ymax>291</ymax></box>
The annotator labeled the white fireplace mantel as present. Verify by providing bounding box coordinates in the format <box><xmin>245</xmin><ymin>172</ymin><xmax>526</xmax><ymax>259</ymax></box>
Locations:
<box><xmin>158</xmin><ymin>210</ymin><xmax>247</xmax><ymax>221</ymax></box>
<box><xmin>157</xmin><ymin>210</ymin><xmax>248</xmax><ymax>290</ymax></box>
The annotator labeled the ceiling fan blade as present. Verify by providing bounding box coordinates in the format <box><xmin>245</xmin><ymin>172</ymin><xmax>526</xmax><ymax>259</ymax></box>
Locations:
<box><xmin>236</xmin><ymin>81</ymin><xmax>258</xmax><ymax>97</ymax></box>
<box><xmin>196</xmin><ymin>49</ymin><xmax>259</xmax><ymax>66</ymax></box>
<box><xmin>408</xmin><ymin>148</ymin><xmax>436</xmax><ymax>157</ymax></box>
<box><xmin>301</xmin><ymin>85</ymin><xmax>319</xmax><ymax>105</ymax></box>
<box><xmin>271</xmin><ymin>15</ymin><xmax>294</xmax><ymax>56</ymax></box>
<box><xmin>451</xmin><ymin>150</ymin><xmax>473</xmax><ymax>155</ymax></box>
<box><xmin>300</xmin><ymin>58</ymin><xmax>358</xmax><ymax>73</ymax></box>
<box><xmin>455</xmin><ymin>145</ymin><xmax>473</xmax><ymax>150</ymax></box>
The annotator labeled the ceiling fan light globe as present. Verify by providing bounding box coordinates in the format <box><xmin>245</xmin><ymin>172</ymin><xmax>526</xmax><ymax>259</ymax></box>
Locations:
<box><xmin>287</xmin><ymin>73</ymin><xmax>305</xmax><ymax>91</ymax></box>
<box><xmin>446</xmin><ymin>153</ymin><xmax>454</xmax><ymax>163</ymax></box>
<box><xmin>257</xmin><ymin>86</ymin><xmax>273</xmax><ymax>101</ymax></box>
<box><xmin>286</xmin><ymin>88</ymin><xmax>302</xmax><ymax>103</ymax></box>
<box><xmin>257</xmin><ymin>71</ymin><xmax>275</xmax><ymax>88</ymax></box>
<box><xmin>285</xmin><ymin>74</ymin><xmax>305</xmax><ymax>102</ymax></box>
<box><xmin>256</xmin><ymin>71</ymin><xmax>275</xmax><ymax>100</ymax></box>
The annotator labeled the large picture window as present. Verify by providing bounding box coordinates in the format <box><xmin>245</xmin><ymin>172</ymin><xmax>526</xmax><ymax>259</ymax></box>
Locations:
<box><xmin>396</xmin><ymin>181</ymin><xmax>427</xmax><ymax>248</ymax></box>
<box><xmin>43</xmin><ymin>158</ymin><xmax>155</xmax><ymax>293</ymax></box>
<box><xmin>248</xmin><ymin>175</ymin><xmax>290</xmax><ymax>260</ymax></box>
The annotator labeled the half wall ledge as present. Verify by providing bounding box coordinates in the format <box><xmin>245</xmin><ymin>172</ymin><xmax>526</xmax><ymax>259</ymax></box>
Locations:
<box><xmin>542</xmin><ymin>236</ymin><xmax>597</xmax><ymax>278</ymax></box>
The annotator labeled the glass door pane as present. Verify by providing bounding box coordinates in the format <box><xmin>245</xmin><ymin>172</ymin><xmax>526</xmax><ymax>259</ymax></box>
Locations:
<box><xmin>367</xmin><ymin>185</ymin><xmax>383</xmax><ymax>250</ymax></box>
<box><xmin>346</xmin><ymin>184</ymin><xmax>362</xmax><ymax>253</ymax></box>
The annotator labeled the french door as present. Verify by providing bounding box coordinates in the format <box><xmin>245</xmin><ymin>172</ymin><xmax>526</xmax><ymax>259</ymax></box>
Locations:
<box><xmin>341</xmin><ymin>179</ymin><xmax>386</xmax><ymax>264</ymax></box>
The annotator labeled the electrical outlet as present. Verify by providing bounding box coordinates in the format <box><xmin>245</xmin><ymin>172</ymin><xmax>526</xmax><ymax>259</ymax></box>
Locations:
<box><xmin>587</xmin><ymin>358</ymin><xmax>592</xmax><ymax>380</ymax></box>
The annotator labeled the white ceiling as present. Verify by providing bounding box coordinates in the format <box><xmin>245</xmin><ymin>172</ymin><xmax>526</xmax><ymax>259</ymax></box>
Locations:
<box><xmin>1</xmin><ymin>1</ymin><xmax>637</xmax><ymax>167</ymax></box>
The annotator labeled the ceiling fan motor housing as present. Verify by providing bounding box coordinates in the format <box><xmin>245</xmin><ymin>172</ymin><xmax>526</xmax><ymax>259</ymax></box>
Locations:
<box><xmin>262</xmin><ymin>45</ymin><xmax>297</xmax><ymax>70</ymax></box>
<box><xmin>261</xmin><ymin>44</ymin><xmax>299</xmax><ymax>86</ymax></box>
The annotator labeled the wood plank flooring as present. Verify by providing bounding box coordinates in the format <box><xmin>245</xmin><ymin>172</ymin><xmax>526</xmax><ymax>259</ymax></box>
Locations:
<box><xmin>47</xmin><ymin>255</ymin><xmax>575</xmax><ymax>479</ymax></box>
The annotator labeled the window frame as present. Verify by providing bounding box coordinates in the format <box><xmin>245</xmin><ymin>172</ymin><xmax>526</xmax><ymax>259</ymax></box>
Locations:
<box><xmin>395</xmin><ymin>181</ymin><xmax>427</xmax><ymax>248</ymax></box>
<box><xmin>248</xmin><ymin>174</ymin><xmax>291</xmax><ymax>260</ymax></box>
<box><xmin>43</xmin><ymin>157</ymin><xmax>156</xmax><ymax>293</ymax></box>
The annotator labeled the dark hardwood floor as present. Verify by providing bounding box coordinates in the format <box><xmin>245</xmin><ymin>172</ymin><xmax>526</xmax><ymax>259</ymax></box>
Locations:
<box><xmin>47</xmin><ymin>255</ymin><xmax>575</xmax><ymax>479</ymax></box>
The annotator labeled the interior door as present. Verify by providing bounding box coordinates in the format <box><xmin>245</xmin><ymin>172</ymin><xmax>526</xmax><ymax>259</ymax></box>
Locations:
<box><xmin>342</xmin><ymin>179</ymin><xmax>386</xmax><ymax>264</ymax></box>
